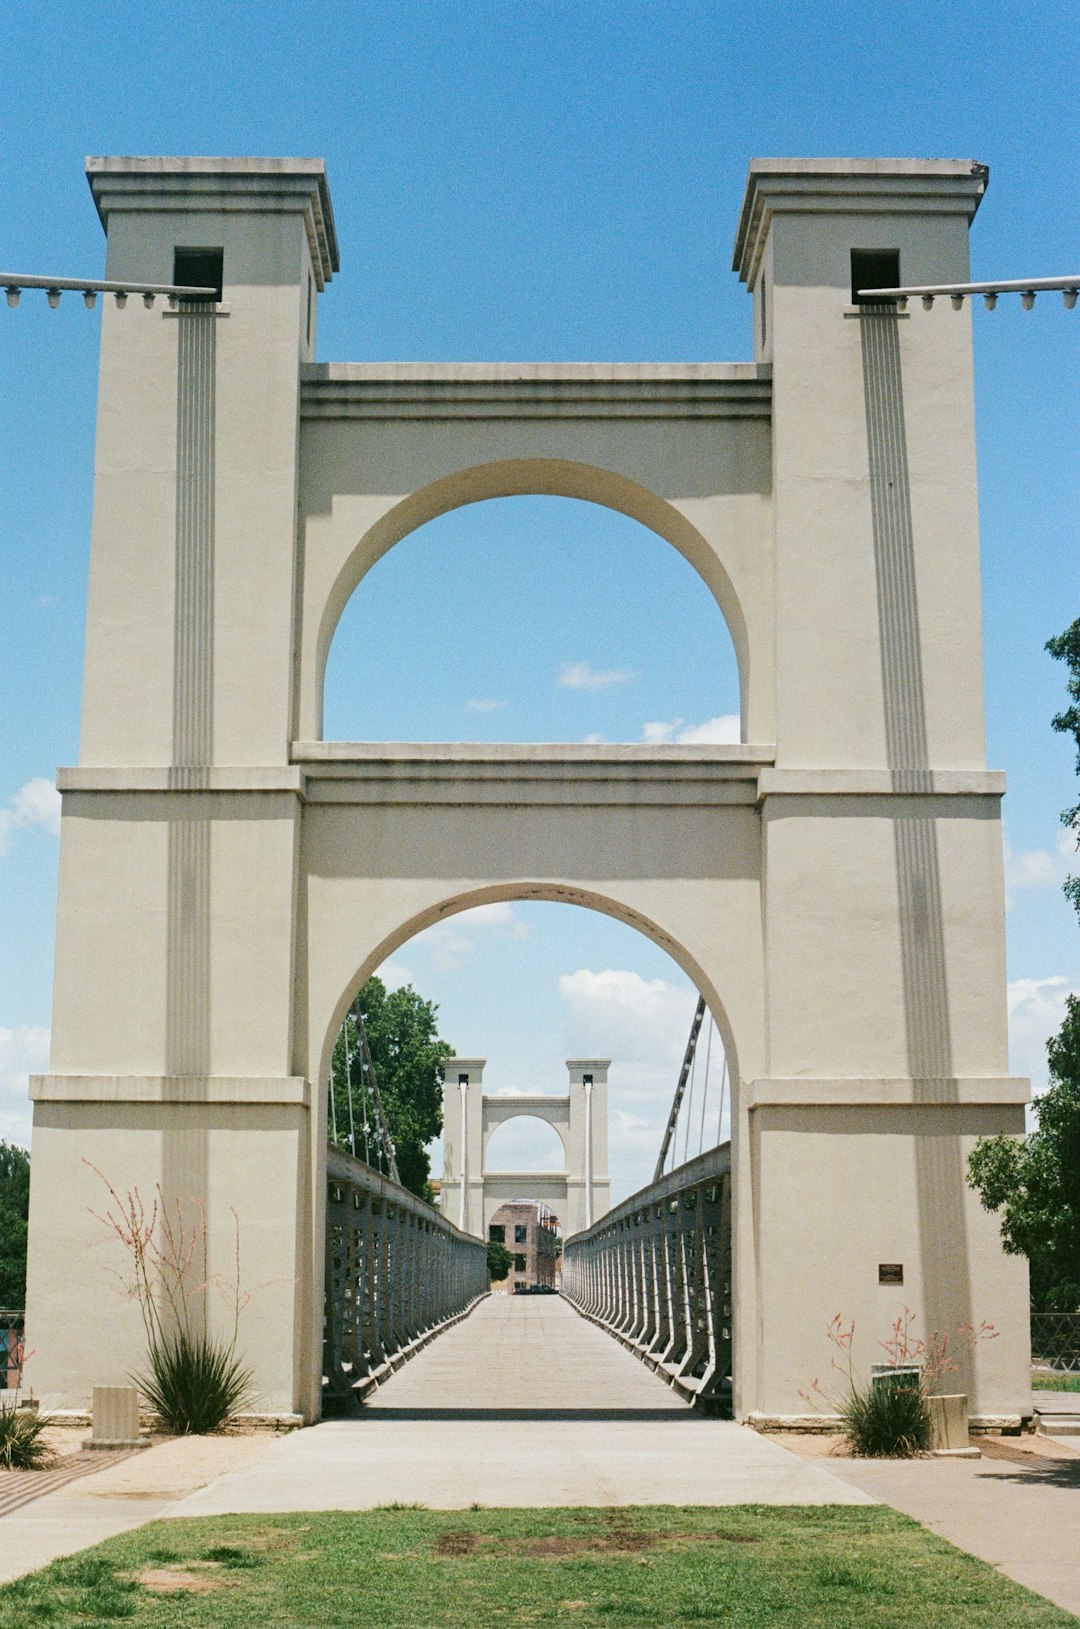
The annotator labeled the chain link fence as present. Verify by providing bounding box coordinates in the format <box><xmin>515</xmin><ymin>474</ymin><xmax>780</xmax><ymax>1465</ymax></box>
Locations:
<box><xmin>1031</xmin><ymin>1310</ymin><xmax>1080</xmax><ymax>1374</ymax></box>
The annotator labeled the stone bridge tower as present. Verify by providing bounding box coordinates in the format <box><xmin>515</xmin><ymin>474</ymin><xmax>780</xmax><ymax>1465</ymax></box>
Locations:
<box><xmin>440</xmin><ymin>1057</ymin><xmax>610</xmax><ymax>1237</ymax></box>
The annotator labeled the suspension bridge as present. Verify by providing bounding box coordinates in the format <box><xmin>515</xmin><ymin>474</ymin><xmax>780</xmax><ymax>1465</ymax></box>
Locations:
<box><xmin>322</xmin><ymin>996</ymin><xmax>732</xmax><ymax>1416</ymax></box>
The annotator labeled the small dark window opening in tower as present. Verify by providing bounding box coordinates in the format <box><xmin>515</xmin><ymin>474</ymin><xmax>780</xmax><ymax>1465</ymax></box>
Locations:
<box><xmin>583</xmin><ymin>1073</ymin><xmax>593</xmax><ymax>1086</ymax></box>
<box><xmin>851</xmin><ymin>248</ymin><xmax>900</xmax><ymax>305</ymax></box>
<box><xmin>173</xmin><ymin>247</ymin><xmax>224</xmax><ymax>302</ymax></box>
<box><xmin>459</xmin><ymin>1073</ymin><xmax>469</xmax><ymax>1087</ymax></box>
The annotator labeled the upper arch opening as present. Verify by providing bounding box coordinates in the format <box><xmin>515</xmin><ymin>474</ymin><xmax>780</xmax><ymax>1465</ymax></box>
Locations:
<box><xmin>308</xmin><ymin>457</ymin><xmax>755</xmax><ymax>743</ymax></box>
<box><xmin>321</xmin><ymin>481</ymin><xmax>743</xmax><ymax>746</ymax></box>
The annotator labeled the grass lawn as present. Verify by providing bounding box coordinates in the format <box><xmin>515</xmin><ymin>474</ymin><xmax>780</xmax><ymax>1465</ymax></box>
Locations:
<box><xmin>1032</xmin><ymin>1373</ymin><xmax>1080</xmax><ymax>1392</ymax></box>
<box><xmin>0</xmin><ymin>1506</ymin><xmax>1075</xmax><ymax>1629</ymax></box>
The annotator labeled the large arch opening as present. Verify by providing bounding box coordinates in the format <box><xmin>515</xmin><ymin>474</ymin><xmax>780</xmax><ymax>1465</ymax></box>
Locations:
<box><xmin>323</xmin><ymin>493</ymin><xmax>741</xmax><ymax>745</ymax></box>
<box><xmin>317</xmin><ymin>888</ymin><xmax>740</xmax><ymax>1199</ymax></box>
<box><xmin>311</xmin><ymin>458</ymin><xmax>754</xmax><ymax>743</ymax></box>
<box><xmin>318</xmin><ymin>892</ymin><xmax>737</xmax><ymax>1408</ymax></box>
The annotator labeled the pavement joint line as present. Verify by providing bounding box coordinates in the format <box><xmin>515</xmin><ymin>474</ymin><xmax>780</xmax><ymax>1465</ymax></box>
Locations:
<box><xmin>0</xmin><ymin>1446</ymin><xmax>142</xmax><ymax>1518</ymax></box>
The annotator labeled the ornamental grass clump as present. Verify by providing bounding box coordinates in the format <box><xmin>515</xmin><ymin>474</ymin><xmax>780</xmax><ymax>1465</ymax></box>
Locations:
<box><xmin>841</xmin><ymin>1369</ymin><xmax>930</xmax><ymax>1458</ymax></box>
<box><xmin>89</xmin><ymin>1165</ymin><xmax>257</xmax><ymax>1435</ymax></box>
<box><xmin>0</xmin><ymin>1398</ymin><xmax>53</xmax><ymax>1470</ymax></box>
<box><xmin>137</xmin><ymin>1327</ymin><xmax>253</xmax><ymax>1436</ymax></box>
<box><xmin>0</xmin><ymin>1332</ymin><xmax>54</xmax><ymax>1470</ymax></box>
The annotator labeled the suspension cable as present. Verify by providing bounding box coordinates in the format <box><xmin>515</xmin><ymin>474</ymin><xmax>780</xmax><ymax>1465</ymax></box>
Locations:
<box><xmin>344</xmin><ymin>1017</ymin><xmax>357</xmax><ymax>1156</ymax></box>
<box><xmin>654</xmin><ymin>995</ymin><xmax>705</xmax><ymax>1182</ymax></box>
<box><xmin>698</xmin><ymin>1013</ymin><xmax>713</xmax><ymax>1156</ymax></box>
<box><xmin>716</xmin><ymin>1054</ymin><xmax>729</xmax><ymax>1147</ymax></box>
<box><xmin>681</xmin><ymin>1038</ymin><xmax>698</xmax><ymax>1167</ymax></box>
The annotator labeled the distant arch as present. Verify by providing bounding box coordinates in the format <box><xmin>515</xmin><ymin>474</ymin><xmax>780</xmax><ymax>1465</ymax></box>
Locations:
<box><xmin>483</xmin><ymin>1115</ymin><xmax>568</xmax><ymax>1172</ymax></box>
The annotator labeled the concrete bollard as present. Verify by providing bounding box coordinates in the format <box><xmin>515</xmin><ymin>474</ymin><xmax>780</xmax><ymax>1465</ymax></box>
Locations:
<box><xmin>89</xmin><ymin>1385</ymin><xmax>149</xmax><ymax>1449</ymax></box>
<box><xmin>929</xmin><ymin>1393</ymin><xmax>979</xmax><ymax>1457</ymax></box>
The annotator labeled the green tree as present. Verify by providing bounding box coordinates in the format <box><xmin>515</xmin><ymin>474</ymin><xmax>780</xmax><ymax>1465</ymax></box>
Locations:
<box><xmin>1047</xmin><ymin>618</ymin><xmax>1080</xmax><ymax>916</ymax></box>
<box><xmin>329</xmin><ymin>977</ymin><xmax>451</xmax><ymax>1201</ymax></box>
<box><xmin>968</xmin><ymin>995</ymin><xmax>1080</xmax><ymax>1310</ymax></box>
<box><xmin>486</xmin><ymin>1239</ymin><xmax>514</xmax><ymax>1282</ymax></box>
<box><xmin>0</xmin><ymin>1142</ymin><xmax>30</xmax><ymax>1307</ymax></box>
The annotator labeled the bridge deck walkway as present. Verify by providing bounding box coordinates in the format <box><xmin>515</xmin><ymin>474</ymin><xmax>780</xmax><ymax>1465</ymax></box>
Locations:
<box><xmin>172</xmin><ymin>1296</ymin><xmax>871</xmax><ymax>1511</ymax></box>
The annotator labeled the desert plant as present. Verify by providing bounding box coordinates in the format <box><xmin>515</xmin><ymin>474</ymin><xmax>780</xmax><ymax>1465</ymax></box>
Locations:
<box><xmin>0</xmin><ymin>1332</ymin><xmax>54</xmax><ymax>1470</ymax></box>
<box><xmin>136</xmin><ymin>1327</ymin><xmax>253</xmax><ymax>1436</ymax></box>
<box><xmin>0</xmin><ymin>1396</ymin><xmax>53</xmax><ymax>1470</ymax></box>
<box><xmin>803</xmin><ymin>1309</ymin><xmax>997</xmax><ymax>1458</ymax></box>
<box><xmin>841</xmin><ymin>1370</ymin><xmax>930</xmax><ymax>1457</ymax></box>
<box><xmin>88</xmin><ymin>1166</ymin><xmax>258</xmax><ymax>1434</ymax></box>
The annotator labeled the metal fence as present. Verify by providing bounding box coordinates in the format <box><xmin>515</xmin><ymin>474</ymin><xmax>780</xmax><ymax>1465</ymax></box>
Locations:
<box><xmin>561</xmin><ymin>1144</ymin><xmax>732</xmax><ymax>1410</ymax></box>
<box><xmin>1031</xmin><ymin>1310</ymin><xmax>1080</xmax><ymax>1374</ymax></box>
<box><xmin>323</xmin><ymin>1145</ymin><xmax>488</xmax><ymax>1409</ymax></box>
<box><xmin>0</xmin><ymin>1311</ymin><xmax>23</xmax><ymax>1389</ymax></box>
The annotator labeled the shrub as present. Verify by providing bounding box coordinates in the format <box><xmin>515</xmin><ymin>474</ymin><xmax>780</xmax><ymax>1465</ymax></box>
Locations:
<box><xmin>841</xmin><ymin>1372</ymin><xmax>930</xmax><ymax>1458</ymax></box>
<box><xmin>0</xmin><ymin>1399</ymin><xmax>54</xmax><ymax>1470</ymax></box>
<box><xmin>136</xmin><ymin>1328</ymin><xmax>253</xmax><ymax>1436</ymax></box>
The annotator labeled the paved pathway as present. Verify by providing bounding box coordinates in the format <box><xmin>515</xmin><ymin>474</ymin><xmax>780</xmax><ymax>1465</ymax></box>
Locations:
<box><xmin>827</xmin><ymin>1437</ymin><xmax>1080</xmax><ymax>1621</ymax></box>
<box><xmin>172</xmin><ymin>1295</ymin><xmax>872</xmax><ymax>1514</ymax></box>
<box><xmin>0</xmin><ymin>1434</ymin><xmax>274</xmax><ymax>1583</ymax></box>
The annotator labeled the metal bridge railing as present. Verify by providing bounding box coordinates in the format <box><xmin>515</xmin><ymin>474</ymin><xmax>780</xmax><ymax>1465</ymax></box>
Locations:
<box><xmin>323</xmin><ymin>1145</ymin><xmax>488</xmax><ymax>1408</ymax></box>
<box><xmin>561</xmin><ymin>1144</ymin><xmax>732</xmax><ymax>1410</ymax></box>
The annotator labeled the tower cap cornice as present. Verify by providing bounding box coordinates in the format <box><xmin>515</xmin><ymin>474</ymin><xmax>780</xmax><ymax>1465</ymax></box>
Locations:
<box><xmin>85</xmin><ymin>155</ymin><xmax>339</xmax><ymax>288</ymax></box>
<box><xmin>733</xmin><ymin>157</ymin><xmax>989</xmax><ymax>287</ymax></box>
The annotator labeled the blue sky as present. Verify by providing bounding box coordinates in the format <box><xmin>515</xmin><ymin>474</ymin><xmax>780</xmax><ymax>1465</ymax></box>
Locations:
<box><xmin>1</xmin><ymin>2</ymin><xmax>1076</xmax><ymax>1199</ymax></box>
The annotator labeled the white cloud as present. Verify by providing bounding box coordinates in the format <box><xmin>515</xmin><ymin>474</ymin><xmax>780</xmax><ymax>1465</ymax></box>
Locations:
<box><xmin>1008</xmin><ymin>974</ymin><xmax>1080</xmax><ymax>1094</ymax></box>
<box><xmin>641</xmin><ymin>715</ymin><xmax>740</xmax><ymax>745</ymax></box>
<box><xmin>558</xmin><ymin>661</ymin><xmax>636</xmax><ymax>691</ymax></box>
<box><xmin>0</xmin><ymin>1024</ymin><xmax>49</xmax><ymax>1149</ymax></box>
<box><xmin>1004</xmin><ymin>827</ymin><xmax>1076</xmax><ymax>900</ymax></box>
<box><xmin>581</xmin><ymin>732</ymin><xmax>607</xmax><ymax>745</ymax></box>
<box><xmin>0</xmin><ymin>777</ymin><xmax>61</xmax><ymax>854</ymax></box>
<box><xmin>465</xmin><ymin>697</ymin><xmax>507</xmax><ymax>714</ymax></box>
<box><xmin>558</xmin><ymin>968</ymin><xmax>729</xmax><ymax>1199</ymax></box>
<box><xmin>375</xmin><ymin>958</ymin><xmax>413</xmax><ymax>991</ymax></box>
<box><xmin>413</xmin><ymin>901</ymin><xmax>530</xmax><ymax>971</ymax></box>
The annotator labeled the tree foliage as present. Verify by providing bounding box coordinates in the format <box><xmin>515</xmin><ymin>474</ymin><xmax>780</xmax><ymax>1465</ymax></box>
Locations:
<box><xmin>0</xmin><ymin>1142</ymin><xmax>30</xmax><ymax>1307</ymax></box>
<box><xmin>968</xmin><ymin>995</ymin><xmax>1080</xmax><ymax>1310</ymax></box>
<box><xmin>329</xmin><ymin>977</ymin><xmax>451</xmax><ymax>1200</ymax></box>
<box><xmin>486</xmin><ymin>1240</ymin><xmax>514</xmax><ymax>1282</ymax></box>
<box><xmin>1047</xmin><ymin>618</ymin><xmax>1080</xmax><ymax>916</ymax></box>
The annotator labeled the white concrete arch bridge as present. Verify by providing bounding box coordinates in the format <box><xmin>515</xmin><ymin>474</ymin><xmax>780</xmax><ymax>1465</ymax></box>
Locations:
<box><xmin>25</xmin><ymin>153</ymin><xmax>1030</xmax><ymax>1431</ymax></box>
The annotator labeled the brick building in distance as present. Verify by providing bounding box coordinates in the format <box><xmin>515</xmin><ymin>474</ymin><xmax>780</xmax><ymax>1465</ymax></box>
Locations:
<box><xmin>489</xmin><ymin>1201</ymin><xmax>560</xmax><ymax>1292</ymax></box>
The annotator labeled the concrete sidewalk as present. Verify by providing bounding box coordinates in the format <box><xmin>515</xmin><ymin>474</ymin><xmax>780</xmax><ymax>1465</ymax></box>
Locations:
<box><xmin>172</xmin><ymin>1296</ymin><xmax>873</xmax><ymax>1514</ymax></box>
<box><xmin>823</xmin><ymin>1438</ymin><xmax>1080</xmax><ymax>1620</ymax></box>
<box><xmin>0</xmin><ymin>1433</ymin><xmax>275</xmax><ymax>1583</ymax></box>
